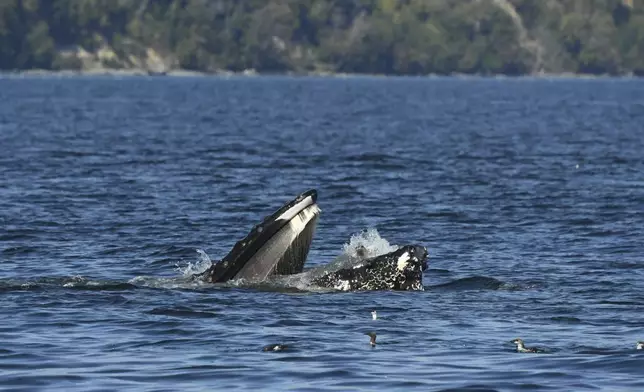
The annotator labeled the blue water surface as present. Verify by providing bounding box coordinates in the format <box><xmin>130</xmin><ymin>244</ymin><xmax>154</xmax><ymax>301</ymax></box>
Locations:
<box><xmin>1</xmin><ymin>74</ymin><xmax>643</xmax><ymax>391</ymax></box>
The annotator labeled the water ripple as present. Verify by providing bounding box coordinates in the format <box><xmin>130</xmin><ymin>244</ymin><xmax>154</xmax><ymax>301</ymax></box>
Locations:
<box><xmin>0</xmin><ymin>76</ymin><xmax>643</xmax><ymax>391</ymax></box>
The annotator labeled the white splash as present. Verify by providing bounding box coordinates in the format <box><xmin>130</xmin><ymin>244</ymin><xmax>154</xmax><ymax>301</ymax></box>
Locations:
<box><xmin>341</xmin><ymin>228</ymin><xmax>398</xmax><ymax>259</ymax></box>
<box><xmin>308</xmin><ymin>228</ymin><xmax>398</xmax><ymax>276</ymax></box>
<box><xmin>128</xmin><ymin>249</ymin><xmax>215</xmax><ymax>290</ymax></box>
<box><xmin>175</xmin><ymin>249</ymin><xmax>212</xmax><ymax>277</ymax></box>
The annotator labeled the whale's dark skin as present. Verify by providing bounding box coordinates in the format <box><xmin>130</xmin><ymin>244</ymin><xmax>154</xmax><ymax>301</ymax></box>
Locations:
<box><xmin>310</xmin><ymin>245</ymin><xmax>428</xmax><ymax>291</ymax></box>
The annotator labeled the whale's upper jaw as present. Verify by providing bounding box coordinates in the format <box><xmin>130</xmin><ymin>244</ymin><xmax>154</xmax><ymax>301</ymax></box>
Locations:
<box><xmin>311</xmin><ymin>245</ymin><xmax>429</xmax><ymax>291</ymax></box>
<box><xmin>201</xmin><ymin>189</ymin><xmax>320</xmax><ymax>283</ymax></box>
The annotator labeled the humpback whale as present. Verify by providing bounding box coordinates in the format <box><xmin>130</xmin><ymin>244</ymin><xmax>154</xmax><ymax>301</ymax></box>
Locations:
<box><xmin>310</xmin><ymin>245</ymin><xmax>428</xmax><ymax>291</ymax></box>
<box><xmin>195</xmin><ymin>190</ymin><xmax>428</xmax><ymax>291</ymax></box>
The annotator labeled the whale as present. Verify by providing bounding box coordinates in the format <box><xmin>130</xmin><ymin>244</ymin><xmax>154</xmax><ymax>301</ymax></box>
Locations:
<box><xmin>194</xmin><ymin>189</ymin><xmax>428</xmax><ymax>291</ymax></box>
<box><xmin>310</xmin><ymin>245</ymin><xmax>428</xmax><ymax>291</ymax></box>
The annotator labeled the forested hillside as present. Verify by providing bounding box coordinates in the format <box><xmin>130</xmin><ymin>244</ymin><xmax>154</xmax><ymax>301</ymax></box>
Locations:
<box><xmin>1</xmin><ymin>0</ymin><xmax>643</xmax><ymax>76</ymax></box>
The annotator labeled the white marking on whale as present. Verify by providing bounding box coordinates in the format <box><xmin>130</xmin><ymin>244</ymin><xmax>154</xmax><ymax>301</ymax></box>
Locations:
<box><xmin>396</xmin><ymin>252</ymin><xmax>410</xmax><ymax>271</ymax></box>
<box><xmin>334</xmin><ymin>280</ymin><xmax>351</xmax><ymax>291</ymax></box>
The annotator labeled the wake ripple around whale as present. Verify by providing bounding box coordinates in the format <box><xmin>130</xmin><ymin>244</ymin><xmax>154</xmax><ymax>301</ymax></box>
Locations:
<box><xmin>3</xmin><ymin>229</ymin><xmax>534</xmax><ymax>294</ymax></box>
<box><xmin>1</xmin><ymin>229</ymin><xmax>403</xmax><ymax>293</ymax></box>
<box><xmin>0</xmin><ymin>275</ymin><xmax>537</xmax><ymax>294</ymax></box>
<box><xmin>0</xmin><ymin>276</ymin><xmax>137</xmax><ymax>292</ymax></box>
<box><xmin>427</xmin><ymin>276</ymin><xmax>537</xmax><ymax>291</ymax></box>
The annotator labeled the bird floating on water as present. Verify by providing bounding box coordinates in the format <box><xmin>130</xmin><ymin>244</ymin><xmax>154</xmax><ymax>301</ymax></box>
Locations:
<box><xmin>366</xmin><ymin>332</ymin><xmax>377</xmax><ymax>347</ymax></box>
<box><xmin>637</xmin><ymin>341</ymin><xmax>644</xmax><ymax>350</ymax></box>
<box><xmin>511</xmin><ymin>338</ymin><xmax>543</xmax><ymax>353</ymax></box>
<box><xmin>262</xmin><ymin>344</ymin><xmax>288</xmax><ymax>352</ymax></box>
<box><xmin>371</xmin><ymin>310</ymin><xmax>377</xmax><ymax>320</ymax></box>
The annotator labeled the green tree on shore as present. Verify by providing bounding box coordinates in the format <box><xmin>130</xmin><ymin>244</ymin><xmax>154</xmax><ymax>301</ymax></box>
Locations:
<box><xmin>0</xmin><ymin>0</ymin><xmax>643</xmax><ymax>75</ymax></box>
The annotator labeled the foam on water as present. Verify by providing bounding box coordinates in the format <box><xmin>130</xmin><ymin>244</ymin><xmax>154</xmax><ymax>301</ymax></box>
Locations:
<box><xmin>177</xmin><ymin>249</ymin><xmax>213</xmax><ymax>277</ymax></box>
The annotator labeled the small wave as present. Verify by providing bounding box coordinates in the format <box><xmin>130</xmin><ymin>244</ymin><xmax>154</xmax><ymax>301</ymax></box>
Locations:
<box><xmin>0</xmin><ymin>231</ymin><xmax>41</xmax><ymax>241</ymax></box>
<box><xmin>434</xmin><ymin>384</ymin><xmax>500</xmax><ymax>392</ymax></box>
<box><xmin>47</xmin><ymin>149</ymin><xmax>101</xmax><ymax>158</ymax></box>
<box><xmin>64</xmin><ymin>281</ymin><xmax>137</xmax><ymax>291</ymax></box>
<box><xmin>566</xmin><ymin>218</ymin><xmax>596</xmax><ymax>226</ymax></box>
<box><xmin>573</xmin><ymin>347</ymin><xmax>629</xmax><ymax>355</ymax></box>
<box><xmin>146</xmin><ymin>306</ymin><xmax>218</xmax><ymax>319</ymax></box>
<box><xmin>0</xmin><ymin>276</ymin><xmax>136</xmax><ymax>292</ymax></box>
<box><xmin>583</xmin><ymin>229</ymin><xmax>627</xmax><ymax>238</ymax></box>
<box><xmin>225</xmin><ymin>275</ymin><xmax>334</xmax><ymax>294</ymax></box>
<box><xmin>423</xmin><ymin>211</ymin><xmax>469</xmax><ymax>220</ymax></box>
<box><xmin>346</xmin><ymin>152</ymin><xmax>394</xmax><ymax>162</ymax></box>
<box><xmin>598</xmin><ymin>300</ymin><xmax>640</xmax><ymax>305</ymax></box>
<box><xmin>148</xmin><ymin>244</ymin><xmax>196</xmax><ymax>258</ymax></box>
<box><xmin>429</xmin><ymin>276</ymin><xmax>505</xmax><ymax>291</ymax></box>
<box><xmin>550</xmin><ymin>316</ymin><xmax>582</xmax><ymax>324</ymax></box>
<box><xmin>1</xmin><ymin>245</ymin><xmax>39</xmax><ymax>255</ymax></box>
<box><xmin>127</xmin><ymin>275</ymin><xmax>212</xmax><ymax>290</ymax></box>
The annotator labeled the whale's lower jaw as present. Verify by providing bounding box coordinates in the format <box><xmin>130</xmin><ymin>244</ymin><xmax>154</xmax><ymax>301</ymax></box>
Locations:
<box><xmin>310</xmin><ymin>245</ymin><xmax>428</xmax><ymax>291</ymax></box>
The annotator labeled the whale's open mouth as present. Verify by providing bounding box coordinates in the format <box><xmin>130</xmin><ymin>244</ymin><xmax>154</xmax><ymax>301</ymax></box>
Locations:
<box><xmin>202</xmin><ymin>190</ymin><xmax>320</xmax><ymax>283</ymax></box>
<box><xmin>196</xmin><ymin>189</ymin><xmax>429</xmax><ymax>292</ymax></box>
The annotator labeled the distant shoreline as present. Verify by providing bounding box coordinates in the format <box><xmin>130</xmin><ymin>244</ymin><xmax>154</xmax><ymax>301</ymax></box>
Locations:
<box><xmin>1</xmin><ymin>68</ymin><xmax>642</xmax><ymax>80</ymax></box>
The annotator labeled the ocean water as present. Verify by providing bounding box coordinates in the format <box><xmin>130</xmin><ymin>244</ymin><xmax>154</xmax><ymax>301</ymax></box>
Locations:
<box><xmin>1</xmin><ymin>75</ymin><xmax>643</xmax><ymax>391</ymax></box>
